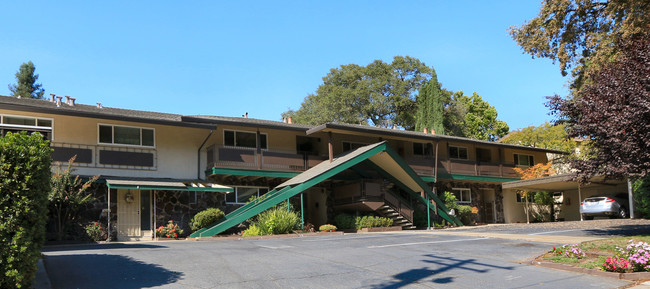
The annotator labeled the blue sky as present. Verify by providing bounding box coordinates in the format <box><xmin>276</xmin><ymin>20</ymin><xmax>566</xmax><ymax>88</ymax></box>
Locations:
<box><xmin>0</xmin><ymin>1</ymin><xmax>568</xmax><ymax>131</ymax></box>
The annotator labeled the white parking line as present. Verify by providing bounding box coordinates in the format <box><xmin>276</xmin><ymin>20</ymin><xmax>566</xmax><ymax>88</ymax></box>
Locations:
<box><xmin>257</xmin><ymin>245</ymin><xmax>294</xmax><ymax>249</ymax></box>
<box><xmin>367</xmin><ymin>237</ymin><xmax>488</xmax><ymax>248</ymax></box>
<box><xmin>528</xmin><ymin>229</ymin><xmax>581</xmax><ymax>235</ymax></box>
<box><xmin>303</xmin><ymin>234</ymin><xmax>389</xmax><ymax>242</ymax></box>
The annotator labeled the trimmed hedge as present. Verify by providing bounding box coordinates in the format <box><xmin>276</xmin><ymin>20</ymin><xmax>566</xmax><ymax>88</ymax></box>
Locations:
<box><xmin>334</xmin><ymin>213</ymin><xmax>356</xmax><ymax>230</ymax></box>
<box><xmin>189</xmin><ymin>208</ymin><xmax>225</xmax><ymax>232</ymax></box>
<box><xmin>0</xmin><ymin>132</ymin><xmax>52</xmax><ymax>288</ymax></box>
<box><xmin>335</xmin><ymin>213</ymin><xmax>394</xmax><ymax>230</ymax></box>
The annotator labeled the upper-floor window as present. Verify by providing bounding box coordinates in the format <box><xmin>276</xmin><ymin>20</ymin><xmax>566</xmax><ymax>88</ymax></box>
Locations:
<box><xmin>297</xmin><ymin>136</ymin><xmax>320</xmax><ymax>156</ymax></box>
<box><xmin>449</xmin><ymin>145</ymin><xmax>468</xmax><ymax>160</ymax></box>
<box><xmin>224</xmin><ymin>130</ymin><xmax>267</xmax><ymax>149</ymax></box>
<box><xmin>476</xmin><ymin>148</ymin><xmax>492</xmax><ymax>162</ymax></box>
<box><xmin>226</xmin><ymin>186</ymin><xmax>269</xmax><ymax>204</ymax></box>
<box><xmin>452</xmin><ymin>188</ymin><xmax>471</xmax><ymax>203</ymax></box>
<box><xmin>514</xmin><ymin>153</ymin><xmax>534</xmax><ymax>166</ymax></box>
<box><xmin>99</xmin><ymin>124</ymin><xmax>154</xmax><ymax>147</ymax></box>
<box><xmin>0</xmin><ymin>114</ymin><xmax>53</xmax><ymax>140</ymax></box>
<box><xmin>413</xmin><ymin>142</ymin><xmax>433</xmax><ymax>156</ymax></box>
<box><xmin>342</xmin><ymin>141</ymin><xmax>367</xmax><ymax>152</ymax></box>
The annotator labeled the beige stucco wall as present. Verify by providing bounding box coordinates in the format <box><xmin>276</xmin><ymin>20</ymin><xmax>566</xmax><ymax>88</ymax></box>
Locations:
<box><xmin>1</xmin><ymin>109</ymin><xmax>214</xmax><ymax>179</ymax></box>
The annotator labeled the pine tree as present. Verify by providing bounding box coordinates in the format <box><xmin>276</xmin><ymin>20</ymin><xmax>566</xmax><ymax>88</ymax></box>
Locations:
<box><xmin>415</xmin><ymin>76</ymin><xmax>445</xmax><ymax>135</ymax></box>
<box><xmin>8</xmin><ymin>61</ymin><xmax>44</xmax><ymax>99</ymax></box>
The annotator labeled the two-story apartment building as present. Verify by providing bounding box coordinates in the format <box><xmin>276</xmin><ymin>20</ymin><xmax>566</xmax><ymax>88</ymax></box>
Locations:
<box><xmin>1</xmin><ymin>94</ymin><xmax>566</xmax><ymax>240</ymax></box>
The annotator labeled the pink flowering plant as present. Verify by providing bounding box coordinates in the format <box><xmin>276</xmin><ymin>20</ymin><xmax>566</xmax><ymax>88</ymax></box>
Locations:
<box><xmin>85</xmin><ymin>222</ymin><xmax>107</xmax><ymax>242</ymax></box>
<box><xmin>551</xmin><ymin>244</ymin><xmax>586</xmax><ymax>259</ymax></box>
<box><xmin>602</xmin><ymin>240</ymin><xmax>650</xmax><ymax>272</ymax></box>
<box><xmin>156</xmin><ymin>220</ymin><xmax>184</xmax><ymax>238</ymax></box>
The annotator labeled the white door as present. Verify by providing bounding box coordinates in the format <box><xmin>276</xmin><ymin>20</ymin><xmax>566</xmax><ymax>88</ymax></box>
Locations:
<box><xmin>117</xmin><ymin>189</ymin><xmax>141</xmax><ymax>240</ymax></box>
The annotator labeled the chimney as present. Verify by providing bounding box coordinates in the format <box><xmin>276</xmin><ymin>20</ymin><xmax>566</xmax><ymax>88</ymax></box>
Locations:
<box><xmin>55</xmin><ymin>96</ymin><xmax>63</xmax><ymax>107</ymax></box>
<box><xmin>64</xmin><ymin>96</ymin><xmax>75</xmax><ymax>106</ymax></box>
<box><xmin>245</xmin><ymin>112</ymin><xmax>248</xmax><ymax>118</ymax></box>
<box><xmin>423</xmin><ymin>128</ymin><xmax>427</xmax><ymax>134</ymax></box>
<box><xmin>50</xmin><ymin>93</ymin><xmax>56</xmax><ymax>102</ymax></box>
<box><xmin>431</xmin><ymin>129</ymin><xmax>435</xmax><ymax>135</ymax></box>
<box><xmin>97</xmin><ymin>102</ymin><xmax>103</xmax><ymax>108</ymax></box>
<box><xmin>287</xmin><ymin>116</ymin><xmax>293</xmax><ymax>124</ymax></box>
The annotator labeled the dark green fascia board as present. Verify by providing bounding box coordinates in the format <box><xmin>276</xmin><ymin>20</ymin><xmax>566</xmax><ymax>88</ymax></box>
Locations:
<box><xmin>437</xmin><ymin>173</ymin><xmax>519</xmax><ymax>183</ymax></box>
<box><xmin>419</xmin><ymin>176</ymin><xmax>436</xmax><ymax>183</ymax></box>
<box><xmin>207</xmin><ymin>167</ymin><xmax>300</xmax><ymax>179</ymax></box>
<box><xmin>106</xmin><ymin>183</ymin><xmax>233</xmax><ymax>193</ymax></box>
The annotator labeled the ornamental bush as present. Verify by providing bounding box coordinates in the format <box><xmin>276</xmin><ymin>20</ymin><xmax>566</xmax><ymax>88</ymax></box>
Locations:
<box><xmin>318</xmin><ymin>224</ymin><xmax>337</xmax><ymax>231</ymax></box>
<box><xmin>242</xmin><ymin>224</ymin><xmax>262</xmax><ymax>237</ymax></box>
<box><xmin>354</xmin><ymin>215</ymin><xmax>393</xmax><ymax>229</ymax></box>
<box><xmin>334</xmin><ymin>213</ymin><xmax>355</xmax><ymax>230</ymax></box>
<box><xmin>254</xmin><ymin>208</ymin><xmax>299</xmax><ymax>235</ymax></box>
<box><xmin>189</xmin><ymin>208</ymin><xmax>225</xmax><ymax>232</ymax></box>
<box><xmin>0</xmin><ymin>132</ymin><xmax>52</xmax><ymax>288</ymax></box>
<box><xmin>84</xmin><ymin>222</ymin><xmax>107</xmax><ymax>242</ymax></box>
<box><xmin>156</xmin><ymin>220</ymin><xmax>184</xmax><ymax>238</ymax></box>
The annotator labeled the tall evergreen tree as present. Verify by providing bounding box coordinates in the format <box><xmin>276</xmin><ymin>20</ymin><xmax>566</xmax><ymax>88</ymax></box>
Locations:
<box><xmin>415</xmin><ymin>76</ymin><xmax>445</xmax><ymax>135</ymax></box>
<box><xmin>8</xmin><ymin>61</ymin><xmax>44</xmax><ymax>99</ymax></box>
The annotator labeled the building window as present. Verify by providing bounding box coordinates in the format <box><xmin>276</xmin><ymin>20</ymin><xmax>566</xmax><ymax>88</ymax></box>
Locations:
<box><xmin>452</xmin><ymin>188</ymin><xmax>471</xmax><ymax>203</ymax></box>
<box><xmin>514</xmin><ymin>153</ymin><xmax>534</xmax><ymax>166</ymax></box>
<box><xmin>413</xmin><ymin>142</ymin><xmax>433</xmax><ymax>156</ymax></box>
<box><xmin>476</xmin><ymin>148</ymin><xmax>492</xmax><ymax>162</ymax></box>
<box><xmin>224</xmin><ymin>130</ymin><xmax>267</xmax><ymax>149</ymax></box>
<box><xmin>226</xmin><ymin>187</ymin><xmax>269</xmax><ymax>204</ymax></box>
<box><xmin>342</xmin><ymin>141</ymin><xmax>367</xmax><ymax>152</ymax></box>
<box><xmin>516</xmin><ymin>192</ymin><xmax>535</xmax><ymax>203</ymax></box>
<box><xmin>449</xmin><ymin>146</ymin><xmax>468</xmax><ymax>160</ymax></box>
<box><xmin>0</xmin><ymin>114</ymin><xmax>53</xmax><ymax>140</ymax></box>
<box><xmin>98</xmin><ymin>124</ymin><xmax>154</xmax><ymax>147</ymax></box>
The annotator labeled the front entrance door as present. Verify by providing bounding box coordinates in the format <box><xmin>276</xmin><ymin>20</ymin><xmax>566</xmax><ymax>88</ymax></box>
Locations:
<box><xmin>117</xmin><ymin>189</ymin><xmax>141</xmax><ymax>240</ymax></box>
<box><xmin>480</xmin><ymin>189</ymin><xmax>496</xmax><ymax>223</ymax></box>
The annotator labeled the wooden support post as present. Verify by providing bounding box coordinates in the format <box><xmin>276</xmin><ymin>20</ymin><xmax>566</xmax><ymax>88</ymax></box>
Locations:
<box><xmin>427</xmin><ymin>193</ymin><xmax>431</xmax><ymax>230</ymax></box>
<box><xmin>578</xmin><ymin>184</ymin><xmax>583</xmax><ymax>221</ymax></box>
<box><xmin>328</xmin><ymin>132</ymin><xmax>333</xmax><ymax>163</ymax></box>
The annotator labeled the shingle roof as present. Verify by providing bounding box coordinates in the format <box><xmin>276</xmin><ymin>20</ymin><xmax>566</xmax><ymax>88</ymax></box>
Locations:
<box><xmin>182</xmin><ymin>115</ymin><xmax>313</xmax><ymax>131</ymax></box>
<box><xmin>0</xmin><ymin>95</ymin><xmax>214</xmax><ymax>129</ymax></box>
<box><xmin>307</xmin><ymin>122</ymin><xmax>568</xmax><ymax>154</ymax></box>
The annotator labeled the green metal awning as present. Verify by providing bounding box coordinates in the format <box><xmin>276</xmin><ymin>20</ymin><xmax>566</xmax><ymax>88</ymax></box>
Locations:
<box><xmin>105</xmin><ymin>179</ymin><xmax>233</xmax><ymax>193</ymax></box>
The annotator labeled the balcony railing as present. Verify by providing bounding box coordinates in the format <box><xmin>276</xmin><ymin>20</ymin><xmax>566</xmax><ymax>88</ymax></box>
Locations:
<box><xmin>406</xmin><ymin>157</ymin><xmax>519</xmax><ymax>178</ymax></box>
<box><xmin>209</xmin><ymin>145</ymin><xmax>326</xmax><ymax>172</ymax></box>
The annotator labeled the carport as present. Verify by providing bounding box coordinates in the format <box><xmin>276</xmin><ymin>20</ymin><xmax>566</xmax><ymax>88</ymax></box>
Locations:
<box><xmin>190</xmin><ymin>141</ymin><xmax>463</xmax><ymax>238</ymax></box>
<box><xmin>502</xmin><ymin>174</ymin><xmax>630</xmax><ymax>222</ymax></box>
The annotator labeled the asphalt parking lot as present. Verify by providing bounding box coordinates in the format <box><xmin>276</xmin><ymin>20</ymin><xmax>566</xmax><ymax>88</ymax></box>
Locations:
<box><xmin>448</xmin><ymin>219</ymin><xmax>650</xmax><ymax>237</ymax></box>
<box><xmin>41</xmin><ymin>221</ymin><xmax>648</xmax><ymax>289</ymax></box>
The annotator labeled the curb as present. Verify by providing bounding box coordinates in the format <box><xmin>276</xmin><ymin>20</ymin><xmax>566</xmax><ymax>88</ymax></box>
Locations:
<box><xmin>32</xmin><ymin>258</ymin><xmax>52</xmax><ymax>289</ymax></box>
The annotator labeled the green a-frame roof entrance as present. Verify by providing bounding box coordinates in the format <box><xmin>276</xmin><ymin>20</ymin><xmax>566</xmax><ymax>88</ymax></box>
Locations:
<box><xmin>190</xmin><ymin>141</ymin><xmax>462</xmax><ymax>238</ymax></box>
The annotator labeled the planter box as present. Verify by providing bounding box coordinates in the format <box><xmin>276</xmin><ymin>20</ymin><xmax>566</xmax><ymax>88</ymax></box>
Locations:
<box><xmin>357</xmin><ymin>226</ymin><xmax>403</xmax><ymax>233</ymax></box>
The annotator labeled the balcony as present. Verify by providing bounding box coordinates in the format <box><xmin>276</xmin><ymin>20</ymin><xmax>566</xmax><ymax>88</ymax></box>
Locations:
<box><xmin>406</xmin><ymin>157</ymin><xmax>519</xmax><ymax>178</ymax></box>
<box><xmin>208</xmin><ymin>145</ymin><xmax>327</xmax><ymax>172</ymax></box>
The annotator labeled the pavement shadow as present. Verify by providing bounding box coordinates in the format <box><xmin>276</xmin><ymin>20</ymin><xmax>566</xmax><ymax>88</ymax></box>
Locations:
<box><xmin>43</xmin><ymin>242</ymin><xmax>167</xmax><ymax>252</ymax></box>
<box><xmin>45</xmin><ymin>254</ymin><xmax>183</xmax><ymax>289</ymax></box>
<box><xmin>583</xmin><ymin>224</ymin><xmax>650</xmax><ymax>236</ymax></box>
<box><xmin>369</xmin><ymin>254</ymin><xmax>514</xmax><ymax>289</ymax></box>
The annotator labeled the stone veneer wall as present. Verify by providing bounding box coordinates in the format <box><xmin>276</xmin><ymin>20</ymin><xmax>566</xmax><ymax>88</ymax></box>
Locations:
<box><xmin>154</xmin><ymin>190</ymin><xmax>225</xmax><ymax>234</ymax></box>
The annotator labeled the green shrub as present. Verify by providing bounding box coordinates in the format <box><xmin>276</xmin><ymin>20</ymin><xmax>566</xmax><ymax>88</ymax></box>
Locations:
<box><xmin>0</xmin><ymin>132</ymin><xmax>52</xmax><ymax>288</ymax></box>
<box><xmin>84</xmin><ymin>222</ymin><xmax>107</xmax><ymax>242</ymax></box>
<box><xmin>319</xmin><ymin>224</ymin><xmax>337</xmax><ymax>231</ymax></box>
<box><xmin>457</xmin><ymin>205</ymin><xmax>476</xmax><ymax>225</ymax></box>
<box><xmin>354</xmin><ymin>215</ymin><xmax>393</xmax><ymax>229</ymax></box>
<box><xmin>442</xmin><ymin>191</ymin><xmax>459</xmax><ymax>211</ymax></box>
<box><xmin>634</xmin><ymin>176</ymin><xmax>650</xmax><ymax>218</ymax></box>
<box><xmin>255</xmin><ymin>208</ymin><xmax>299</xmax><ymax>235</ymax></box>
<box><xmin>190</xmin><ymin>208</ymin><xmax>225</xmax><ymax>232</ymax></box>
<box><xmin>334</xmin><ymin>213</ymin><xmax>355</xmax><ymax>229</ymax></box>
<box><xmin>242</xmin><ymin>224</ymin><xmax>262</xmax><ymax>237</ymax></box>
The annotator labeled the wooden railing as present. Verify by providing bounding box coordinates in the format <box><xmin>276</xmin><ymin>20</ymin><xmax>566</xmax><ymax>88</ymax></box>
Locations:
<box><xmin>406</xmin><ymin>157</ymin><xmax>519</xmax><ymax>178</ymax></box>
<box><xmin>208</xmin><ymin>146</ymin><xmax>327</xmax><ymax>172</ymax></box>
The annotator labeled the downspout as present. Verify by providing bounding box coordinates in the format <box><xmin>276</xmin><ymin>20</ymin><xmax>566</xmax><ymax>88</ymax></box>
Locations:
<box><xmin>197</xmin><ymin>129</ymin><xmax>214</xmax><ymax>180</ymax></box>
<box><xmin>106</xmin><ymin>183</ymin><xmax>111</xmax><ymax>242</ymax></box>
